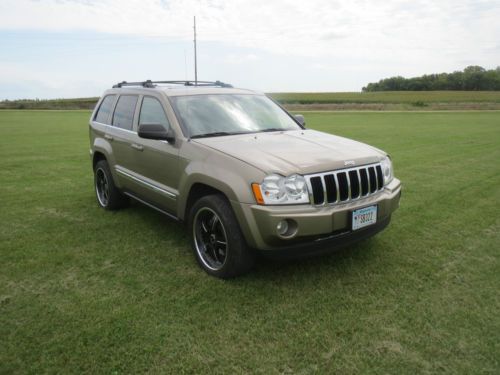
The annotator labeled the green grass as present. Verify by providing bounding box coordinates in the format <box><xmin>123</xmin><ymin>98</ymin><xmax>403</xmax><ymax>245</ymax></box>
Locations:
<box><xmin>1</xmin><ymin>110</ymin><xmax>499</xmax><ymax>374</ymax></box>
<box><xmin>269</xmin><ymin>91</ymin><xmax>500</xmax><ymax>104</ymax></box>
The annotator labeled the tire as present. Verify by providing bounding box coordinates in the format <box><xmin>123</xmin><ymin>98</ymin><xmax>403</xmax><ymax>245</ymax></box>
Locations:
<box><xmin>94</xmin><ymin>160</ymin><xmax>128</xmax><ymax>210</ymax></box>
<box><xmin>188</xmin><ymin>194</ymin><xmax>255</xmax><ymax>278</ymax></box>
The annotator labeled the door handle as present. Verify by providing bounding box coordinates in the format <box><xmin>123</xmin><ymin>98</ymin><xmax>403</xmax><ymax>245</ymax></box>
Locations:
<box><xmin>104</xmin><ymin>134</ymin><xmax>114</xmax><ymax>141</ymax></box>
<box><xmin>131</xmin><ymin>143</ymin><xmax>144</xmax><ymax>151</ymax></box>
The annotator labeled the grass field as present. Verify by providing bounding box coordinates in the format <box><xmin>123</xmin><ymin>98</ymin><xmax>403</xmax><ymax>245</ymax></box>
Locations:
<box><xmin>1</xmin><ymin>110</ymin><xmax>499</xmax><ymax>374</ymax></box>
<box><xmin>269</xmin><ymin>91</ymin><xmax>500</xmax><ymax>104</ymax></box>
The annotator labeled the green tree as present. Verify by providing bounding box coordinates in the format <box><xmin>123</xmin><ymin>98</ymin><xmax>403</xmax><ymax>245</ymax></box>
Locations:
<box><xmin>363</xmin><ymin>66</ymin><xmax>500</xmax><ymax>91</ymax></box>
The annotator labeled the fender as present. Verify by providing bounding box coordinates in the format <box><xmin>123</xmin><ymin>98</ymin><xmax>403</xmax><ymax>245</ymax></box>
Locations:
<box><xmin>92</xmin><ymin>136</ymin><xmax>122</xmax><ymax>188</ymax></box>
<box><xmin>176</xmin><ymin>159</ymin><xmax>262</xmax><ymax>221</ymax></box>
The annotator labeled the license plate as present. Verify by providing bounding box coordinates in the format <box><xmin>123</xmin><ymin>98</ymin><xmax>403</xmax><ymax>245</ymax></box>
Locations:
<box><xmin>352</xmin><ymin>205</ymin><xmax>377</xmax><ymax>230</ymax></box>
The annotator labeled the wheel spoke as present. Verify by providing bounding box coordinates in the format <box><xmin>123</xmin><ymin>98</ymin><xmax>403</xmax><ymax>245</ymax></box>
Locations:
<box><xmin>217</xmin><ymin>246</ymin><xmax>226</xmax><ymax>259</ymax></box>
<box><xmin>212</xmin><ymin>246</ymin><xmax>221</xmax><ymax>263</ymax></box>
<box><xmin>214</xmin><ymin>230</ymin><xmax>227</xmax><ymax>264</ymax></box>
<box><xmin>204</xmin><ymin>243</ymin><xmax>216</xmax><ymax>263</ymax></box>
<box><xmin>201</xmin><ymin>220</ymin><xmax>209</xmax><ymax>234</ymax></box>
<box><xmin>210</xmin><ymin>215</ymin><xmax>218</xmax><ymax>232</ymax></box>
<box><xmin>200</xmin><ymin>219</ymin><xmax>211</xmax><ymax>243</ymax></box>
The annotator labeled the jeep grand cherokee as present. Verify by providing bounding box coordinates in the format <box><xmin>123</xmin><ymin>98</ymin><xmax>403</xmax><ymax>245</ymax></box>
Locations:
<box><xmin>89</xmin><ymin>80</ymin><xmax>401</xmax><ymax>278</ymax></box>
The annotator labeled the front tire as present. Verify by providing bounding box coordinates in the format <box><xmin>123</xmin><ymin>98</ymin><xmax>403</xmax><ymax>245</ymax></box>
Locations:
<box><xmin>94</xmin><ymin>160</ymin><xmax>128</xmax><ymax>210</ymax></box>
<box><xmin>189</xmin><ymin>194</ymin><xmax>255</xmax><ymax>278</ymax></box>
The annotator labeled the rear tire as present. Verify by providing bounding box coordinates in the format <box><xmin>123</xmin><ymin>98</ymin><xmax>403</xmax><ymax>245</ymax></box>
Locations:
<box><xmin>94</xmin><ymin>160</ymin><xmax>128</xmax><ymax>210</ymax></box>
<box><xmin>188</xmin><ymin>194</ymin><xmax>255</xmax><ymax>278</ymax></box>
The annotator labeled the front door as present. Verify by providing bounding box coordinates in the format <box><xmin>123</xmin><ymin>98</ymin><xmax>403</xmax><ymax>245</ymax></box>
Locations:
<box><xmin>130</xmin><ymin>95</ymin><xmax>180</xmax><ymax>214</ymax></box>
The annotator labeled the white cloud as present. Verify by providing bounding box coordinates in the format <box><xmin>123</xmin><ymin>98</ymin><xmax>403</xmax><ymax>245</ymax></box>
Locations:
<box><xmin>0</xmin><ymin>0</ymin><xmax>499</xmax><ymax>66</ymax></box>
<box><xmin>0</xmin><ymin>0</ymin><xmax>499</xmax><ymax>97</ymax></box>
<box><xmin>0</xmin><ymin>62</ymin><xmax>105</xmax><ymax>98</ymax></box>
<box><xmin>223</xmin><ymin>53</ymin><xmax>260</xmax><ymax>64</ymax></box>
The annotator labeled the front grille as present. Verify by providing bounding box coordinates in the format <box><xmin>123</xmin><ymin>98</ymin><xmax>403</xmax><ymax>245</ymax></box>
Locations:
<box><xmin>306</xmin><ymin>163</ymin><xmax>384</xmax><ymax>205</ymax></box>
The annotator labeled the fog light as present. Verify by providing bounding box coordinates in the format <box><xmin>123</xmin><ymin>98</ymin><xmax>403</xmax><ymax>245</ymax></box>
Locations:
<box><xmin>276</xmin><ymin>220</ymin><xmax>289</xmax><ymax>236</ymax></box>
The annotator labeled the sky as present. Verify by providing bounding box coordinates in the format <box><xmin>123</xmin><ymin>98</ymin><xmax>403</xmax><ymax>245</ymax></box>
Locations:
<box><xmin>0</xmin><ymin>0</ymin><xmax>499</xmax><ymax>99</ymax></box>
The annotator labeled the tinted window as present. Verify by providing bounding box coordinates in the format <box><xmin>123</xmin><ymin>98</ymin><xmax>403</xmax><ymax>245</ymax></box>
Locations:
<box><xmin>139</xmin><ymin>97</ymin><xmax>170</xmax><ymax>128</ymax></box>
<box><xmin>112</xmin><ymin>95</ymin><xmax>138</xmax><ymax>131</ymax></box>
<box><xmin>171</xmin><ymin>94</ymin><xmax>300</xmax><ymax>137</ymax></box>
<box><xmin>94</xmin><ymin>95</ymin><xmax>116</xmax><ymax>124</ymax></box>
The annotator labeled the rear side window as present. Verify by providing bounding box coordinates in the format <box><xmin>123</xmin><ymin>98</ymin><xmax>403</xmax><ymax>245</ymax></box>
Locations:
<box><xmin>112</xmin><ymin>95</ymin><xmax>138</xmax><ymax>131</ymax></box>
<box><xmin>94</xmin><ymin>95</ymin><xmax>116</xmax><ymax>124</ymax></box>
<box><xmin>139</xmin><ymin>97</ymin><xmax>170</xmax><ymax>129</ymax></box>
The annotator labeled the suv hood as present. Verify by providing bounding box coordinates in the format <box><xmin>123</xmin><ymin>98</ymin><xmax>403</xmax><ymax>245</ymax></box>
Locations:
<box><xmin>193</xmin><ymin>129</ymin><xmax>385</xmax><ymax>175</ymax></box>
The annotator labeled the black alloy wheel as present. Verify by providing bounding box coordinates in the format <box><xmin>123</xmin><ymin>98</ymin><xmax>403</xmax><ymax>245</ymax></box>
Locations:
<box><xmin>193</xmin><ymin>207</ymin><xmax>228</xmax><ymax>271</ymax></box>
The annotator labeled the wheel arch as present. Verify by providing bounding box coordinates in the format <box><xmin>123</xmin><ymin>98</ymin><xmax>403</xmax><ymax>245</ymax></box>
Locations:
<box><xmin>91</xmin><ymin>137</ymin><xmax>122</xmax><ymax>188</ymax></box>
<box><xmin>179</xmin><ymin>178</ymin><xmax>258</xmax><ymax>249</ymax></box>
<box><xmin>182</xmin><ymin>182</ymin><xmax>230</xmax><ymax>222</ymax></box>
<box><xmin>92</xmin><ymin>151</ymin><xmax>107</xmax><ymax>170</ymax></box>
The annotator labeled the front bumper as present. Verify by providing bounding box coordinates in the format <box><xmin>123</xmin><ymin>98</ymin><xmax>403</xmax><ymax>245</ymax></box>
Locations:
<box><xmin>232</xmin><ymin>178</ymin><xmax>401</xmax><ymax>251</ymax></box>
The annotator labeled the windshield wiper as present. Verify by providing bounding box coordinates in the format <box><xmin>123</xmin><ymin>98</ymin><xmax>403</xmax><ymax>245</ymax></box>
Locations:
<box><xmin>191</xmin><ymin>131</ymin><xmax>244</xmax><ymax>139</ymax></box>
<box><xmin>191</xmin><ymin>128</ymin><xmax>289</xmax><ymax>139</ymax></box>
<box><xmin>260</xmin><ymin>128</ymin><xmax>287</xmax><ymax>132</ymax></box>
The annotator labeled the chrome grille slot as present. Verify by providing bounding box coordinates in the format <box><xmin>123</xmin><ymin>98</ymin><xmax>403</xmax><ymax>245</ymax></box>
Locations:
<box><xmin>310</xmin><ymin>176</ymin><xmax>324</xmax><ymax>204</ymax></box>
<box><xmin>359</xmin><ymin>168</ymin><xmax>369</xmax><ymax>196</ymax></box>
<box><xmin>376</xmin><ymin>165</ymin><xmax>384</xmax><ymax>190</ymax></box>
<box><xmin>306</xmin><ymin>162</ymin><xmax>384</xmax><ymax>206</ymax></box>
<box><xmin>368</xmin><ymin>166</ymin><xmax>377</xmax><ymax>193</ymax></box>
<box><xmin>337</xmin><ymin>172</ymin><xmax>349</xmax><ymax>201</ymax></box>
<box><xmin>324</xmin><ymin>174</ymin><xmax>337</xmax><ymax>203</ymax></box>
<box><xmin>348</xmin><ymin>170</ymin><xmax>360</xmax><ymax>198</ymax></box>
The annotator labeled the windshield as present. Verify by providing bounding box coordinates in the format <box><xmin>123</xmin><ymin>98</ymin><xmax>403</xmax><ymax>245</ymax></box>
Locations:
<box><xmin>170</xmin><ymin>94</ymin><xmax>301</xmax><ymax>138</ymax></box>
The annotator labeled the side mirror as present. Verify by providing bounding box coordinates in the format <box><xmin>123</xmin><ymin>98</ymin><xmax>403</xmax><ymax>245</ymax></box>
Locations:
<box><xmin>294</xmin><ymin>114</ymin><xmax>306</xmax><ymax>127</ymax></box>
<box><xmin>138</xmin><ymin>123</ymin><xmax>175</xmax><ymax>143</ymax></box>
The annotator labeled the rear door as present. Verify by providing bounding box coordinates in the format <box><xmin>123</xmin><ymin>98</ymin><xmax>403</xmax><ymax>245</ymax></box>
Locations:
<box><xmin>91</xmin><ymin>94</ymin><xmax>117</xmax><ymax>151</ymax></box>
<box><xmin>107</xmin><ymin>94</ymin><xmax>140</xmax><ymax>191</ymax></box>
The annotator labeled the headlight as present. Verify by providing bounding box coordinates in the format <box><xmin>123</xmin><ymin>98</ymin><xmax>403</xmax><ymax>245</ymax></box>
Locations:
<box><xmin>252</xmin><ymin>174</ymin><xmax>309</xmax><ymax>205</ymax></box>
<box><xmin>380</xmin><ymin>156</ymin><xmax>394</xmax><ymax>185</ymax></box>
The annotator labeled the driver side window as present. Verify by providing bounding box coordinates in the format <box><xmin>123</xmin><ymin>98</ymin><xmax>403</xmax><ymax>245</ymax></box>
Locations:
<box><xmin>139</xmin><ymin>97</ymin><xmax>171</xmax><ymax>129</ymax></box>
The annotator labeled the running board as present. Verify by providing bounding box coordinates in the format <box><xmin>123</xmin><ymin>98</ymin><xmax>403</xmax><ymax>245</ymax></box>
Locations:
<box><xmin>123</xmin><ymin>192</ymin><xmax>179</xmax><ymax>222</ymax></box>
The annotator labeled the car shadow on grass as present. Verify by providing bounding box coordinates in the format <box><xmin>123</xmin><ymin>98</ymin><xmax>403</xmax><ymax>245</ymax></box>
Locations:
<box><xmin>251</xmin><ymin>240</ymin><xmax>381</xmax><ymax>280</ymax></box>
<box><xmin>117</xmin><ymin>200</ymin><xmax>383</xmax><ymax>282</ymax></box>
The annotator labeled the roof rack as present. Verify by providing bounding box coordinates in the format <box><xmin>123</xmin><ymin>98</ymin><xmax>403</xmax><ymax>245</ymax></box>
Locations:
<box><xmin>112</xmin><ymin>80</ymin><xmax>233</xmax><ymax>89</ymax></box>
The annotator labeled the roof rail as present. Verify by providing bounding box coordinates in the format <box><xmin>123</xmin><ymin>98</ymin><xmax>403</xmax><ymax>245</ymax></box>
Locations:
<box><xmin>112</xmin><ymin>80</ymin><xmax>233</xmax><ymax>88</ymax></box>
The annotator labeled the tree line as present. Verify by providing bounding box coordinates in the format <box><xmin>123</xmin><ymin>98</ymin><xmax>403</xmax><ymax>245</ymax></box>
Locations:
<box><xmin>363</xmin><ymin>66</ymin><xmax>500</xmax><ymax>91</ymax></box>
<box><xmin>0</xmin><ymin>97</ymin><xmax>98</xmax><ymax>110</ymax></box>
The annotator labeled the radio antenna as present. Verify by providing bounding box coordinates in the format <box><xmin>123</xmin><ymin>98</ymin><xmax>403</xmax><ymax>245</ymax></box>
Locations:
<box><xmin>184</xmin><ymin>49</ymin><xmax>187</xmax><ymax>81</ymax></box>
<box><xmin>193</xmin><ymin>16</ymin><xmax>198</xmax><ymax>85</ymax></box>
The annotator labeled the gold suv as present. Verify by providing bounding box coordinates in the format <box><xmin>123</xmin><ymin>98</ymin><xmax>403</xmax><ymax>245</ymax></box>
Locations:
<box><xmin>89</xmin><ymin>80</ymin><xmax>401</xmax><ymax>278</ymax></box>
